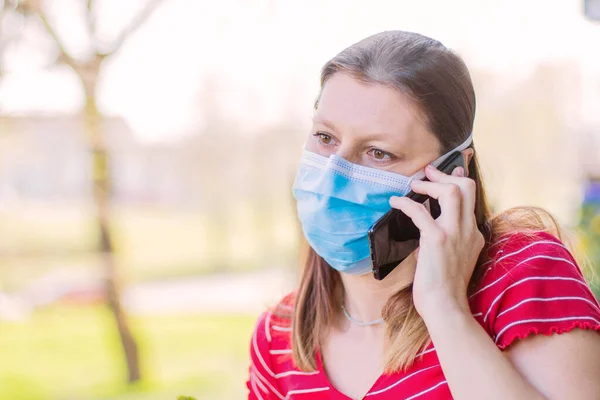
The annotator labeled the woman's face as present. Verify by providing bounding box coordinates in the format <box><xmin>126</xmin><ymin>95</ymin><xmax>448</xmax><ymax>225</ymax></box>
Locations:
<box><xmin>306</xmin><ymin>73</ymin><xmax>442</xmax><ymax>176</ymax></box>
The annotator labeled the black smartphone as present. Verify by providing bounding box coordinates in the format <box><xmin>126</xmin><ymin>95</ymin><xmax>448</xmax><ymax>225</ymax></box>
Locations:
<box><xmin>367</xmin><ymin>151</ymin><xmax>466</xmax><ymax>280</ymax></box>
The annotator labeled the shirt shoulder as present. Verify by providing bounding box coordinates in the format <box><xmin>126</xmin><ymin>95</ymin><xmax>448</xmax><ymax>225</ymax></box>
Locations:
<box><xmin>251</xmin><ymin>292</ymin><xmax>295</xmax><ymax>364</ymax></box>
<box><xmin>247</xmin><ymin>293</ymin><xmax>301</xmax><ymax>399</ymax></box>
<box><xmin>247</xmin><ymin>311</ymin><xmax>287</xmax><ymax>400</ymax></box>
<box><xmin>469</xmin><ymin>231</ymin><xmax>600</xmax><ymax>349</ymax></box>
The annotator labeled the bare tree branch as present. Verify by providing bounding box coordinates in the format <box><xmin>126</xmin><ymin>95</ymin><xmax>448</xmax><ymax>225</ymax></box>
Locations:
<box><xmin>17</xmin><ymin>0</ymin><xmax>77</xmax><ymax>68</ymax></box>
<box><xmin>102</xmin><ymin>0</ymin><xmax>164</xmax><ymax>57</ymax></box>
<box><xmin>38</xmin><ymin>11</ymin><xmax>77</xmax><ymax>67</ymax></box>
<box><xmin>85</xmin><ymin>0</ymin><xmax>97</xmax><ymax>43</ymax></box>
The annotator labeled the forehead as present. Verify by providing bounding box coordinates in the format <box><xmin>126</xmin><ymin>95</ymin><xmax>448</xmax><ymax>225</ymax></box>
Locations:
<box><xmin>315</xmin><ymin>73</ymin><xmax>426</xmax><ymax>143</ymax></box>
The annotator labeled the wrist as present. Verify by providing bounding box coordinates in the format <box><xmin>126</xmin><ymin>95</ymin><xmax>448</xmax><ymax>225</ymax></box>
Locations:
<box><xmin>416</xmin><ymin>292</ymin><xmax>471</xmax><ymax>323</ymax></box>
<box><xmin>420</xmin><ymin>303</ymin><xmax>476</xmax><ymax>339</ymax></box>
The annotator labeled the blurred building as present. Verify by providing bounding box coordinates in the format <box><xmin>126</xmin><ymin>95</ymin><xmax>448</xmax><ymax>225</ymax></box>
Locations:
<box><xmin>0</xmin><ymin>114</ymin><xmax>304</xmax><ymax>210</ymax></box>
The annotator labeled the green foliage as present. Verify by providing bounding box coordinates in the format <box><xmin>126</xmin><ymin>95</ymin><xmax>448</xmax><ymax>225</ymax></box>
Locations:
<box><xmin>0</xmin><ymin>305</ymin><xmax>256</xmax><ymax>399</ymax></box>
<box><xmin>578</xmin><ymin>202</ymin><xmax>600</xmax><ymax>300</ymax></box>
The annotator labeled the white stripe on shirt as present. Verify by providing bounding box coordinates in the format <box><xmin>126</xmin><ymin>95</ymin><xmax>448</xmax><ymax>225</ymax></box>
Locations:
<box><xmin>272</xmin><ymin>325</ymin><xmax>292</xmax><ymax>332</ymax></box>
<box><xmin>250</xmin><ymin>376</ymin><xmax>265</xmax><ymax>400</ymax></box>
<box><xmin>251</xmin><ymin>371</ymin><xmax>269</xmax><ymax>394</ymax></box>
<box><xmin>493</xmin><ymin>235</ymin><xmax>514</xmax><ymax>246</ymax></box>
<box><xmin>365</xmin><ymin>365</ymin><xmax>440</xmax><ymax>396</ymax></box>
<box><xmin>275</xmin><ymin>370</ymin><xmax>320</xmax><ymax>379</ymax></box>
<box><xmin>265</xmin><ymin>312</ymin><xmax>272</xmax><ymax>343</ymax></box>
<box><xmin>495</xmin><ymin>316</ymin><xmax>600</xmax><ymax>343</ymax></box>
<box><xmin>270</xmin><ymin>349</ymin><xmax>293</xmax><ymax>355</ymax></box>
<box><xmin>497</xmin><ymin>240</ymin><xmax>569</xmax><ymax>264</ymax></box>
<box><xmin>252</xmin><ymin>330</ymin><xmax>276</xmax><ymax>377</ymax></box>
<box><xmin>497</xmin><ymin>296</ymin><xmax>600</xmax><ymax>319</ymax></box>
<box><xmin>415</xmin><ymin>348</ymin><xmax>435</xmax><ymax>358</ymax></box>
<box><xmin>252</xmin><ymin>366</ymin><xmax>284</xmax><ymax>400</ymax></box>
<box><xmin>483</xmin><ymin>276</ymin><xmax>588</xmax><ymax>322</ymax></box>
<box><xmin>405</xmin><ymin>380</ymin><xmax>448</xmax><ymax>400</ymax></box>
<box><xmin>469</xmin><ymin>246</ymin><xmax>573</xmax><ymax>299</ymax></box>
<box><xmin>285</xmin><ymin>386</ymin><xmax>330</xmax><ymax>399</ymax></box>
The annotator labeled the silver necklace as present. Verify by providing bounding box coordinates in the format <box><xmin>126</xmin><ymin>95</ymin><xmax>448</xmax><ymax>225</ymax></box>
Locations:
<box><xmin>341</xmin><ymin>303</ymin><xmax>384</xmax><ymax>327</ymax></box>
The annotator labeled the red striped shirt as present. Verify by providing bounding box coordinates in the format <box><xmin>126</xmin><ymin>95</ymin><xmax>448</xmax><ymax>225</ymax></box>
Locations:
<box><xmin>247</xmin><ymin>231</ymin><xmax>600</xmax><ymax>399</ymax></box>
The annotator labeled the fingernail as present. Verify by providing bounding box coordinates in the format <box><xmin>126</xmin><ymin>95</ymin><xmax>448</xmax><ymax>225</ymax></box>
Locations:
<box><xmin>426</xmin><ymin>164</ymin><xmax>435</xmax><ymax>171</ymax></box>
<box><xmin>458</xmin><ymin>167</ymin><xmax>465</xmax><ymax>177</ymax></box>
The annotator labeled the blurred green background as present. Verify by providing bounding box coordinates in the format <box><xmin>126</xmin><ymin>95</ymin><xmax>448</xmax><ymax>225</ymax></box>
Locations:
<box><xmin>1</xmin><ymin>0</ymin><xmax>600</xmax><ymax>399</ymax></box>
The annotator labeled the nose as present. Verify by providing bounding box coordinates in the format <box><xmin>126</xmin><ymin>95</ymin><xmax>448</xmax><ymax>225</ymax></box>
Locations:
<box><xmin>334</xmin><ymin>143</ymin><xmax>362</xmax><ymax>165</ymax></box>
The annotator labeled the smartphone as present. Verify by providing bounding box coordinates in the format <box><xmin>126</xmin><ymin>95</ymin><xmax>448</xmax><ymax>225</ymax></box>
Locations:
<box><xmin>367</xmin><ymin>151</ymin><xmax>466</xmax><ymax>280</ymax></box>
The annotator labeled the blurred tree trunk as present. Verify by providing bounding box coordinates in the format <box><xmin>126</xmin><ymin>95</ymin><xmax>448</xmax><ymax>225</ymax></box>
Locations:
<box><xmin>79</xmin><ymin>59</ymin><xmax>140</xmax><ymax>382</ymax></box>
<box><xmin>11</xmin><ymin>0</ymin><xmax>164</xmax><ymax>383</ymax></box>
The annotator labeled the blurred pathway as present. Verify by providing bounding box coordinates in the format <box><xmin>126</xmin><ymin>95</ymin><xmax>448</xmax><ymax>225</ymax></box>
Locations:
<box><xmin>123</xmin><ymin>268</ymin><xmax>296</xmax><ymax>315</ymax></box>
<box><xmin>0</xmin><ymin>268</ymin><xmax>297</xmax><ymax>320</ymax></box>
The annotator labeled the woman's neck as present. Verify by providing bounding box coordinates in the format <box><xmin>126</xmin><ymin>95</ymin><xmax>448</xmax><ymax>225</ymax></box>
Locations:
<box><xmin>339</xmin><ymin>252</ymin><xmax>417</xmax><ymax>324</ymax></box>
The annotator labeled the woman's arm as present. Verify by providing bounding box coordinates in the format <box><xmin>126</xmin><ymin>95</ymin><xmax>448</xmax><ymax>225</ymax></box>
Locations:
<box><xmin>392</xmin><ymin>164</ymin><xmax>600</xmax><ymax>399</ymax></box>
<box><xmin>506</xmin><ymin>328</ymin><xmax>600</xmax><ymax>399</ymax></box>
<box><xmin>422</xmin><ymin>303</ymin><xmax>600</xmax><ymax>399</ymax></box>
<box><xmin>422</xmin><ymin>302</ymin><xmax>545</xmax><ymax>400</ymax></box>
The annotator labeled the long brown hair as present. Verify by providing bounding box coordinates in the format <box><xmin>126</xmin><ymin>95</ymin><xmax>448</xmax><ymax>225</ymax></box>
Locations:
<box><xmin>285</xmin><ymin>31</ymin><xmax>562</xmax><ymax>373</ymax></box>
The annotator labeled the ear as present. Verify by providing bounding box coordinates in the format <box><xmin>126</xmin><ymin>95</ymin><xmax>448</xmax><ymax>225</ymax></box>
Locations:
<box><xmin>461</xmin><ymin>148</ymin><xmax>474</xmax><ymax>176</ymax></box>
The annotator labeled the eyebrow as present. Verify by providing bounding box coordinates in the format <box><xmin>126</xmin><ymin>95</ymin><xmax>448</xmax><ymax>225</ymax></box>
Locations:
<box><xmin>312</xmin><ymin>116</ymin><xmax>402</xmax><ymax>143</ymax></box>
<box><xmin>312</xmin><ymin>116</ymin><xmax>340</xmax><ymax>133</ymax></box>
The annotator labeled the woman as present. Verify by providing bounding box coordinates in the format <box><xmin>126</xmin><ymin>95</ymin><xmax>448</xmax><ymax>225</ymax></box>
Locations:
<box><xmin>247</xmin><ymin>31</ymin><xmax>600</xmax><ymax>399</ymax></box>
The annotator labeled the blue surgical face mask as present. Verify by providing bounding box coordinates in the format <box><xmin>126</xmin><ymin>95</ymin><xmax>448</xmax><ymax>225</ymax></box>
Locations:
<box><xmin>292</xmin><ymin>134</ymin><xmax>473</xmax><ymax>275</ymax></box>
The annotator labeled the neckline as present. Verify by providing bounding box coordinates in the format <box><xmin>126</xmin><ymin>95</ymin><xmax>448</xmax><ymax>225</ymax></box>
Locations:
<box><xmin>315</xmin><ymin>351</ymin><xmax>387</xmax><ymax>399</ymax></box>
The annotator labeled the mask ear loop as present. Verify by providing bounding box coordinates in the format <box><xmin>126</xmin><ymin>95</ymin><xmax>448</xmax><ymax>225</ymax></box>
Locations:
<box><xmin>432</xmin><ymin>132</ymin><xmax>474</xmax><ymax>168</ymax></box>
<box><xmin>409</xmin><ymin>132</ymin><xmax>474</xmax><ymax>181</ymax></box>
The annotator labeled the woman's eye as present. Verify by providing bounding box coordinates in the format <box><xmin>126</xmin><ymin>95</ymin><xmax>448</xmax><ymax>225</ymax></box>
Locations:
<box><xmin>314</xmin><ymin>132</ymin><xmax>333</xmax><ymax>145</ymax></box>
<box><xmin>369</xmin><ymin>148</ymin><xmax>391</xmax><ymax>161</ymax></box>
<box><xmin>372</xmin><ymin>149</ymin><xmax>386</xmax><ymax>159</ymax></box>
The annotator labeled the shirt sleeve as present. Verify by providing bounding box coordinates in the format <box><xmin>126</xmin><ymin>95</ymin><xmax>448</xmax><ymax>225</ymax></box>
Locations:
<box><xmin>481</xmin><ymin>231</ymin><xmax>600</xmax><ymax>349</ymax></box>
<box><xmin>247</xmin><ymin>311</ymin><xmax>284</xmax><ymax>400</ymax></box>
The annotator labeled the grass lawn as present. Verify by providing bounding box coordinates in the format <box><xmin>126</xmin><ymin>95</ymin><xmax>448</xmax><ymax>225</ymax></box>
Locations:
<box><xmin>0</xmin><ymin>305</ymin><xmax>258</xmax><ymax>400</ymax></box>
